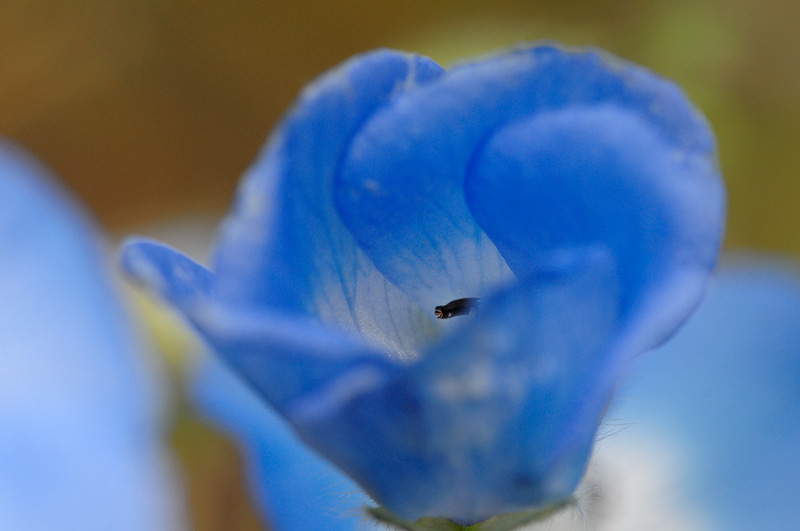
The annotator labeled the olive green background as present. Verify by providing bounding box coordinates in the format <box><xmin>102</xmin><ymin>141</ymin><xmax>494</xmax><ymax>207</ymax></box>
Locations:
<box><xmin>2</xmin><ymin>1</ymin><xmax>797</xmax><ymax>529</ymax></box>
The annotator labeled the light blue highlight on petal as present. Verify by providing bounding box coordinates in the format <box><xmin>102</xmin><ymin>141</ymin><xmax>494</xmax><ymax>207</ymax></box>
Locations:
<box><xmin>611</xmin><ymin>259</ymin><xmax>800</xmax><ymax>529</ymax></box>
<box><xmin>0</xmin><ymin>143</ymin><xmax>180</xmax><ymax>530</ymax></box>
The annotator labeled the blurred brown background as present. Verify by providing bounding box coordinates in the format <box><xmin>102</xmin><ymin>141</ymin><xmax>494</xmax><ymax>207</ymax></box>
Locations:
<box><xmin>2</xmin><ymin>1</ymin><xmax>798</xmax><ymax>529</ymax></box>
<box><xmin>3</xmin><ymin>0</ymin><xmax>800</xmax><ymax>254</ymax></box>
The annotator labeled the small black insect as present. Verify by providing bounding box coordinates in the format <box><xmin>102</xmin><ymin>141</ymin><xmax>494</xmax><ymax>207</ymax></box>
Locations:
<box><xmin>434</xmin><ymin>298</ymin><xmax>480</xmax><ymax>319</ymax></box>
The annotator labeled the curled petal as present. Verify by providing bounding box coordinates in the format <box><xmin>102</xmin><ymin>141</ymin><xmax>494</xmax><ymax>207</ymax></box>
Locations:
<box><xmin>120</xmin><ymin>237</ymin><xmax>213</xmax><ymax>314</ymax></box>
<box><xmin>467</xmin><ymin>103</ymin><xmax>723</xmax><ymax>351</ymax></box>
<box><xmin>189</xmin><ymin>304</ymin><xmax>402</xmax><ymax>409</ymax></box>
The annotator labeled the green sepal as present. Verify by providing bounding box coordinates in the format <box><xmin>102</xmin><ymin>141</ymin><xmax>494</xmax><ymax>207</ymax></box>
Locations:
<box><xmin>366</xmin><ymin>498</ymin><xmax>575</xmax><ymax>531</ymax></box>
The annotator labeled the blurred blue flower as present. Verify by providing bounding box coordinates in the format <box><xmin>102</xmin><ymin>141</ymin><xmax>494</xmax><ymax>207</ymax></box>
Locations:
<box><xmin>0</xmin><ymin>142</ymin><xmax>181</xmax><ymax>530</ymax></box>
<box><xmin>594</xmin><ymin>259</ymin><xmax>800</xmax><ymax>530</ymax></box>
<box><xmin>121</xmin><ymin>45</ymin><xmax>725</xmax><ymax>525</ymax></box>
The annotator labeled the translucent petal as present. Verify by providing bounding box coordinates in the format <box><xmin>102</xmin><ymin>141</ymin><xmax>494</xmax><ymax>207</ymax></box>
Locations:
<box><xmin>287</xmin><ymin>248</ymin><xmax>625</xmax><ymax>523</ymax></box>
<box><xmin>211</xmin><ymin>50</ymin><xmax>444</xmax><ymax>354</ymax></box>
<box><xmin>0</xmin><ymin>143</ymin><xmax>180</xmax><ymax>530</ymax></box>
<box><xmin>120</xmin><ymin>238</ymin><xmax>401</xmax><ymax>408</ymax></box>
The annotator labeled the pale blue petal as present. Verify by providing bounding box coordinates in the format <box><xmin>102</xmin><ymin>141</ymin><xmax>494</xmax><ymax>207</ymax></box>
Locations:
<box><xmin>287</xmin><ymin>248</ymin><xmax>626</xmax><ymax>523</ymax></box>
<box><xmin>611</xmin><ymin>259</ymin><xmax>800</xmax><ymax>529</ymax></box>
<box><xmin>0</xmin><ymin>143</ymin><xmax>180</xmax><ymax>530</ymax></box>
<box><xmin>191</xmin><ymin>351</ymin><xmax>366</xmax><ymax>531</ymax></box>
<box><xmin>211</xmin><ymin>50</ymin><xmax>444</xmax><ymax>354</ymax></box>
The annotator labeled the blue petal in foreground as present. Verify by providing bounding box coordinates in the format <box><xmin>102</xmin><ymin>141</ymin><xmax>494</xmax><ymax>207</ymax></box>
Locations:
<box><xmin>0</xmin><ymin>143</ymin><xmax>180</xmax><ymax>529</ymax></box>
<box><xmin>287</xmin><ymin>248</ymin><xmax>625</xmax><ymax>524</ymax></box>
<box><xmin>191</xmin><ymin>351</ymin><xmax>366</xmax><ymax>531</ymax></box>
<box><xmin>609</xmin><ymin>259</ymin><xmax>800</xmax><ymax>529</ymax></box>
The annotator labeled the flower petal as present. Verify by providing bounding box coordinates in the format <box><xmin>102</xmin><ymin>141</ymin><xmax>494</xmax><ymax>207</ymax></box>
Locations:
<box><xmin>210</xmin><ymin>50</ymin><xmax>444</xmax><ymax>354</ymax></box>
<box><xmin>466</xmin><ymin>100</ymin><xmax>723</xmax><ymax>354</ymax></box>
<box><xmin>286</xmin><ymin>247</ymin><xmax>625</xmax><ymax>523</ymax></box>
<box><xmin>120</xmin><ymin>237</ymin><xmax>213</xmax><ymax>314</ymax></box>
<box><xmin>191</xmin><ymin>351</ymin><xmax>367</xmax><ymax>531</ymax></box>
<box><xmin>120</xmin><ymin>238</ymin><xmax>402</xmax><ymax>408</ymax></box>
<box><xmin>0</xmin><ymin>143</ymin><xmax>180</xmax><ymax>529</ymax></box>
<box><xmin>190</xmin><ymin>302</ymin><xmax>403</xmax><ymax>409</ymax></box>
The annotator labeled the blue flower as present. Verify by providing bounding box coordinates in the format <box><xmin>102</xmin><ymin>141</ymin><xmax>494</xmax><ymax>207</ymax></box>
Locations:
<box><xmin>0</xmin><ymin>142</ymin><xmax>181</xmax><ymax>530</ymax></box>
<box><xmin>596</xmin><ymin>259</ymin><xmax>800</xmax><ymax>530</ymax></box>
<box><xmin>120</xmin><ymin>45</ymin><xmax>725</xmax><ymax>525</ymax></box>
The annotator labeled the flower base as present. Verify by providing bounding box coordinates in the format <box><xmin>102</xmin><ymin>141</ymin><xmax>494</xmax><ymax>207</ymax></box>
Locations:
<box><xmin>366</xmin><ymin>498</ymin><xmax>575</xmax><ymax>531</ymax></box>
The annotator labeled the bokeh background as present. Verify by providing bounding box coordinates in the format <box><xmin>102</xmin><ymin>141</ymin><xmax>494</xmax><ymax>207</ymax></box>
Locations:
<box><xmin>2</xmin><ymin>1</ymin><xmax>797</xmax><ymax>529</ymax></box>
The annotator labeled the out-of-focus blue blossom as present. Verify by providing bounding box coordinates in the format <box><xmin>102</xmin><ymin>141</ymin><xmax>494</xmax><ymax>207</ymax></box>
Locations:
<box><xmin>121</xmin><ymin>45</ymin><xmax>725</xmax><ymax>525</ymax></box>
<box><xmin>0</xmin><ymin>142</ymin><xmax>181</xmax><ymax>530</ymax></box>
<box><xmin>594</xmin><ymin>259</ymin><xmax>800</xmax><ymax>530</ymax></box>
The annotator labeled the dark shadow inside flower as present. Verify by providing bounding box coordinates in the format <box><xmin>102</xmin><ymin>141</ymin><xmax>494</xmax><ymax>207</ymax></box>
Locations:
<box><xmin>120</xmin><ymin>44</ymin><xmax>724</xmax><ymax>525</ymax></box>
